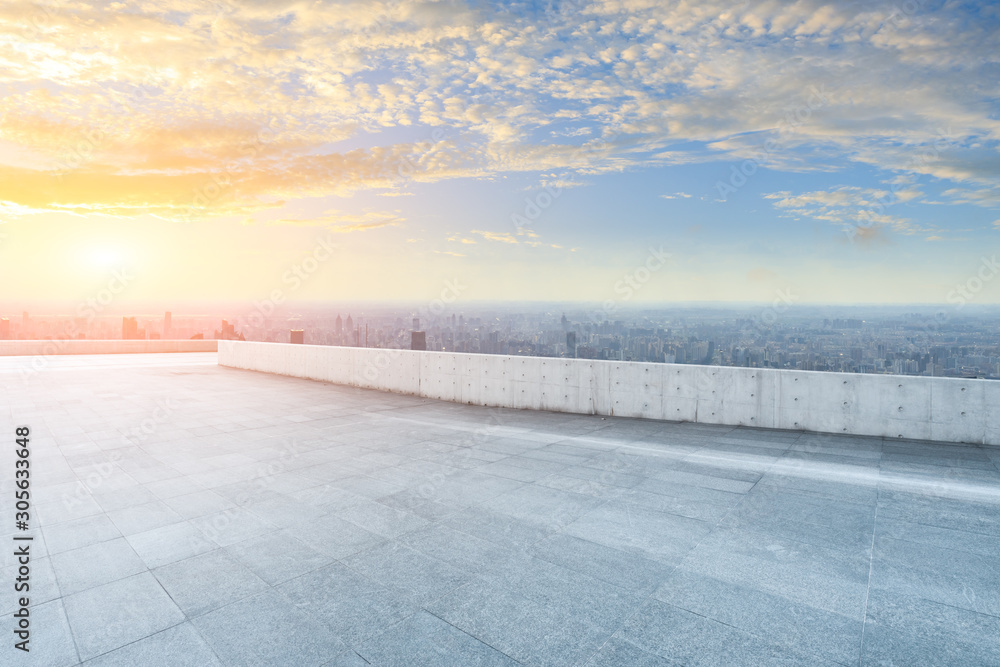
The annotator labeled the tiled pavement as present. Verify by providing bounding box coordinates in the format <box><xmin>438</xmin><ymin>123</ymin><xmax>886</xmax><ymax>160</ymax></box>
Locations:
<box><xmin>1</xmin><ymin>352</ymin><xmax>999</xmax><ymax>666</ymax></box>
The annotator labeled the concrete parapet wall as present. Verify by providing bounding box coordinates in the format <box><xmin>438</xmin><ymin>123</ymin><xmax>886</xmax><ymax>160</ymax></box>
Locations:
<box><xmin>0</xmin><ymin>339</ymin><xmax>219</xmax><ymax>356</ymax></box>
<box><xmin>219</xmin><ymin>340</ymin><xmax>1000</xmax><ymax>445</ymax></box>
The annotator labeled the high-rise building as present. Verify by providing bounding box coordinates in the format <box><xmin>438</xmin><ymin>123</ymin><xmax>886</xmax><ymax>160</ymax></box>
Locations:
<box><xmin>567</xmin><ymin>331</ymin><xmax>577</xmax><ymax>357</ymax></box>
<box><xmin>411</xmin><ymin>331</ymin><xmax>426</xmax><ymax>351</ymax></box>
<box><xmin>412</xmin><ymin>317</ymin><xmax>420</xmax><ymax>331</ymax></box>
<box><xmin>290</xmin><ymin>329</ymin><xmax>304</xmax><ymax>344</ymax></box>
<box><xmin>122</xmin><ymin>316</ymin><xmax>138</xmax><ymax>340</ymax></box>
<box><xmin>0</xmin><ymin>317</ymin><xmax>9</xmax><ymax>339</ymax></box>
<box><xmin>213</xmin><ymin>319</ymin><xmax>244</xmax><ymax>341</ymax></box>
<box><xmin>164</xmin><ymin>311</ymin><xmax>172</xmax><ymax>337</ymax></box>
<box><xmin>335</xmin><ymin>314</ymin><xmax>342</xmax><ymax>335</ymax></box>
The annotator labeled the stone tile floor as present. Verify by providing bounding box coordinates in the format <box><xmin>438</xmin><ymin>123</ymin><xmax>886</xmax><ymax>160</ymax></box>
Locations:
<box><xmin>1</xmin><ymin>353</ymin><xmax>999</xmax><ymax>665</ymax></box>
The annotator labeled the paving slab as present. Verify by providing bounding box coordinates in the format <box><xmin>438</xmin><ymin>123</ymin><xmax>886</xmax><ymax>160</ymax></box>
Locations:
<box><xmin>2</xmin><ymin>352</ymin><xmax>998</xmax><ymax>666</ymax></box>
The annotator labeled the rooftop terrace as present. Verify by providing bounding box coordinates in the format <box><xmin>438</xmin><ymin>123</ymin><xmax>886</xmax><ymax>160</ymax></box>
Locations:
<box><xmin>2</xmin><ymin>352</ymin><xmax>1000</xmax><ymax>665</ymax></box>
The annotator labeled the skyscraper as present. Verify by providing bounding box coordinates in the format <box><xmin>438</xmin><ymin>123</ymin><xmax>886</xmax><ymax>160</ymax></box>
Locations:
<box><xmin>411</xmin><ymin>331</ymin><xmax>426</xmax><ymax>351</ymax></box>
<box><xmin>164</xmin><ymin>311</ymin><xmax>172</xmax><ymax>337</ymax></box>
<box><xmin>290</xmin><ymin>329</ymin><xmax>304</xmax><ymax>344</ymax></box>
<box><xmin>0</xmin><ymin>317</ymin><xmax>9</xmax><ymax>339</ymax></box>
<box><xmin>122</xmin><ymin>317</ymin><xmax>138</xmax><ymax>340</ymax></box>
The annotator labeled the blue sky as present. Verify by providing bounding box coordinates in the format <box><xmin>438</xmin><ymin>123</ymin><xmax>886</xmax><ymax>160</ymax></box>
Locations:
<box><xmin>1</xmin><ymin>0</ymin><xmax>998</xmax><ymax>305</ymax></box>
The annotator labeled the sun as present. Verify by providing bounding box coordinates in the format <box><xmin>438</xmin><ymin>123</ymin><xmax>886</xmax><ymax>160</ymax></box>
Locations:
<box><xmin>86</xmin><ymin>247</ymin><xmax>124</xmax><ymax>270</ymax></box>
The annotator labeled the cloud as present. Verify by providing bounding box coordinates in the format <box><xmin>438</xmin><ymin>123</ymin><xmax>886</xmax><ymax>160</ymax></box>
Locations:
<box><xmin>471</xmin><ymin>229</ymin><xmax>519</xmax><ymax>244</ymax></box>
<box><xmin>660</xmin><ymin>192</ymin><xmax>692</xmax><ymax>199</ymax></box>
<box><xmin>538</xmin><ymin>177</ymin><xmax>586</xmax><ymax>190</ymax></box>
<box><xmin>0</xmin><ymin>0</ymin><xmax>998</xmax><ymax>224</ymax></box>
<box><xmin>765</xmin><ymin>185</ymin><xmax>935</xmax><ymax>237</ymax></box>
<box><xmin>269</xmin><ymin>210</ymin><xmax>403</xmax><ymax>232</ymax></box>
<box><xmin>469</xmin><ymin>228</ymin><xmax>566</xmax><ymax>250</ymax></box>
<box><xmin>943</xmin><ymin>187</ymin><xmax>1000</xmax><ymax>208</ymax></box>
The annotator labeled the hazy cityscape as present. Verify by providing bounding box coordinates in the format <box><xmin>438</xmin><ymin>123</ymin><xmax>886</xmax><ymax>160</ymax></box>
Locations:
<box><xmin>3</xmin><ymin>0</ymin><xmax>1000</xmax><ymax>664</ymax></box>
<box><xmin>6</xmin><ymin>303</ymin><xmax>1000</xmax><ymax>380</ymax></box>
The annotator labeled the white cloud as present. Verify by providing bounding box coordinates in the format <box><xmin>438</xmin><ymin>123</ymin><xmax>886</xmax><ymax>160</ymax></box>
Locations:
<box><xmin>764</xmin><ymin>186</ymin><xmax>936</xmax><ymax>237</ymax></box>
<box><xmin>1</xmin><ymin>0</ymin><xmax>998</xmax><ymax>220</ymax></box>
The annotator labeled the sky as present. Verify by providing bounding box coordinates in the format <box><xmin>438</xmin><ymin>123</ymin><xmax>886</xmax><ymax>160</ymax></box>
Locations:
<box><xmin>1</xmin><ymin>0</ymin><xmax>999</xmax><ymax>309</ymax></box>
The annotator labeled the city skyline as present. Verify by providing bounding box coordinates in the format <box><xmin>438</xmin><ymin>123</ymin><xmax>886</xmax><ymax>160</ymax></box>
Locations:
<box><xmin>5</xmin><ymin>301</ymin><xmax>1000</xmax><ymax>380</ymax></box>
<box><xmin>2</xmin><ymin>2</ymin><xmax>999</xmax><ymax>304</ymax></box>
<box><xmin>2</xmin><ymin>4</ymin><xmax>998</xmax><ymax>666</ymax></box>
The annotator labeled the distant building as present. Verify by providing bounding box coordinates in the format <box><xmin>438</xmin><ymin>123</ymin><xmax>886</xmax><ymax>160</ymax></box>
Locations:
<box><xmin>164</xmin><ymin>311</ymin><xmax>172</xmax><ymax>337</ymax></box>
<box><xmin>0</xmin><ymin>317</ymin><xmax>8</xmax><ymax>339</ymax></box>
<box><xmin>190</xmin><ymin>333</ymin><xmax>204</xmax><ymax>340</ymax></box>
<box><xmin>290</xmin><ymin>329</ymin><xmax>304</xmax><ymax>344</ymax></box>
<box><xmin>411</xmin><ymin>331</ymin><xmax>426</xmax><ymax>351</ymax></box>
<box><xmin>413</xmin><ymin>317</ymin><xmax>420</xmax><ymax>331</ymax></box>
<box><xmin>122</xmin><ymin>316</ymin><xmax>138</xmax><ymax>340</ymax></box>
<box><xmin>567</xmin><ymin>331</ymin><xmax>577</xmax><ymax>357</ymax></box>
<box><xmin>214</xmin><ymin>319</ymin><xmax>244</xmax><ymax>341</ymax></box>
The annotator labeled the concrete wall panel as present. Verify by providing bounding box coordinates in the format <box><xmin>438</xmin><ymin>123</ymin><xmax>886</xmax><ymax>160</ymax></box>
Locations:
<box><xmin>217</xmin><ymin>341</ymin><xmax>1000</xmax><ymax>446</ymax></box>
<box><xmin>0</xmin><ymin>339</ymin><xmax>218</xmax><ymax>356</ymax></box>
